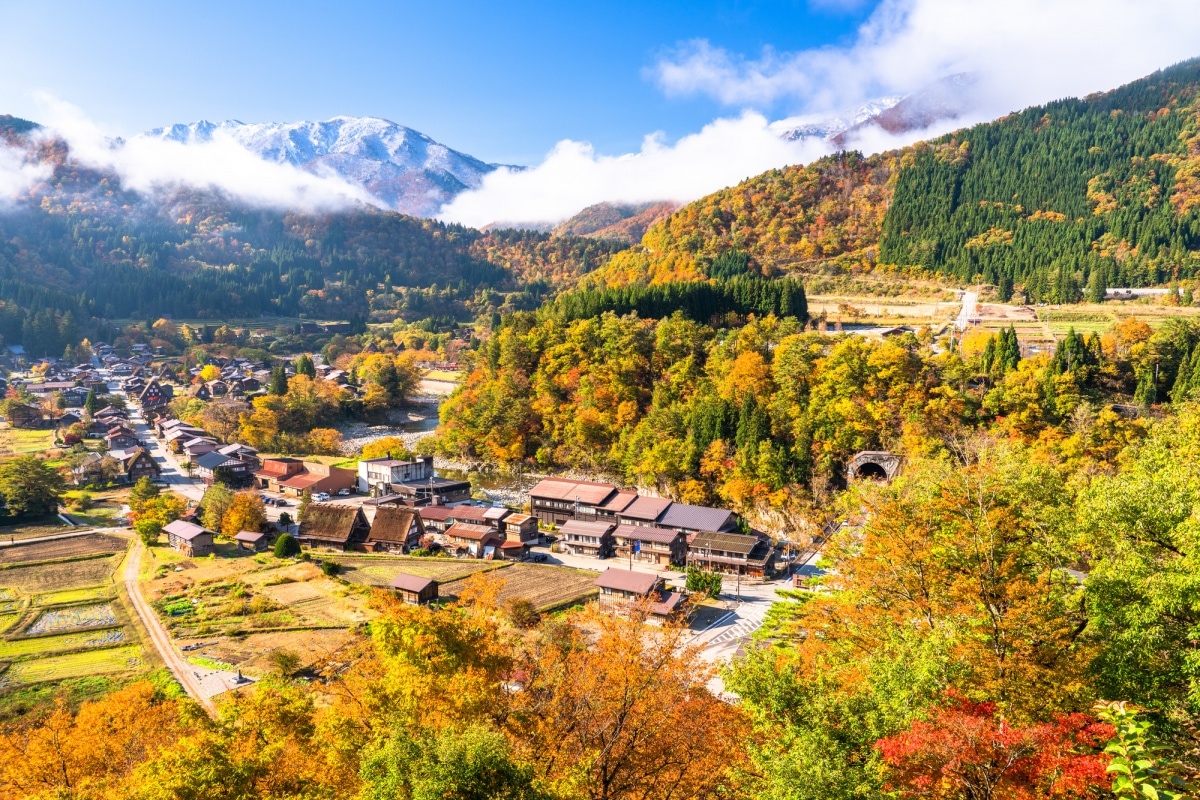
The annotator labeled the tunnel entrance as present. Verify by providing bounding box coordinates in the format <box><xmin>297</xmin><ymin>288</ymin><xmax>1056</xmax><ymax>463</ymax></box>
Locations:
<box><xmin>854</xmin><ymin>462</ymin><xmax>889</xmax><ymax>481</ymax></box>
<box><xmin>845</xmin><ymin>451</ymin><xmax>903</xmax><ymax>484</ymax></box>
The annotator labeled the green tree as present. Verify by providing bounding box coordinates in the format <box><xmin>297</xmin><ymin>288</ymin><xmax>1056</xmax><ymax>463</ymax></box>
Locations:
<box><xmin>0</xmin><ymin>455</ymin><xmax>64</xmax><ymax>518</ymax></box>
<box><xmin>273</xmin><ymin>533</ymin><xmax>300</xmax><ymax>558</ymax></box>
<box><xmin>129</xmin><ymin>475</ymin><xmax>161</xmax><ymax>514</ymax></box>
<box><xmin>84</xmin><ymin>388</ymin><xmax>100</xmax><ymax>416</ymax></box>
<box><xmin>295</xmin><ymin>354</ymin><xmax>317</xmax><ymax>379</ymax></box>
<box><xmin>200</xmin><ymin>484</ymin><xmax>234</xmax><ymax>533</ymax></box>
<box><xmin>1095</xmin><ymin>701</ymin><xmax>1191</xmax><ymax>800</ymax></box>
<box><xmin>268</xmin><ymin>366</ymin><xmax>288</xmax><ymax>396</ymax></box>
<box><xmin>298</xmin><ymin>488</ymin><xmax>312</xmax><ymax>521</ymax></box>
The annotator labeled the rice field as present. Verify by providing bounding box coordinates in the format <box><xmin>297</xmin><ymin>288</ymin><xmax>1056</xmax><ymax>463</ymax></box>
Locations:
<box><xmin>34</xmin><ymin>586</ymin><xmax>115</xmax><ymax>606</ymax></box>
<box><xmin>0</xmin><ymin>614</ymin><xmax>17</xmax><ymax>633</ymax></box>
<box><xmin>0</xmin><ymin>628</ymin><xmax>126</xmax><ymax>659</ymax></box>
<box><xmin>1</xmin><ymin>556</ymin><xmax>122</xmax><ymax>593</ymax></box>
<box><xmin>439</xmin><ymin>564</ymin><xmax>599</xmax><ymax>612</ymax></box>
<box><xmin>26</xmin><ymin>604</ymin><xmax>118</xmax><ymax>635</ymax></box>
<box><xmin>0</xmin><ymin>646</ymin><xmax>142</xmax><ymax>686</ymax></box>
<box><xmin>0</xmin><ymin>534</ymin><xmax>127</xmax><ymax>565</ymax></box>
<box><xmin>333</xmin><ymin>556</ymin><xmax>504</xmax><ymax>587</ymax></box>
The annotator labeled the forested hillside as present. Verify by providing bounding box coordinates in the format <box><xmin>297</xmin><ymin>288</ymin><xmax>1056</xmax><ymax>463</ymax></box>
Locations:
<box><xmin>0</xmin><ymin>125</ymin><xmax>624</xmax><ymax>354</ymax></box>
<box><xmin>584</xmin><ymin>58</ymin><xmax>1200</xmax><ymax>302</ymax></box>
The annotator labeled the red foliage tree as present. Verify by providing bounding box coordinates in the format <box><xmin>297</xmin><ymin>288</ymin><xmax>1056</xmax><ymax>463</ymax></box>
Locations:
<box><xmin>876</xmin><ymin>693</ymin><xmax>1113</xmax><ymax>800</ymax></box>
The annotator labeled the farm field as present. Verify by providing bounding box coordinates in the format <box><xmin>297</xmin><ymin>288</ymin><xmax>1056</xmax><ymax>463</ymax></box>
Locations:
<box><xmin>439</xmin><ymin>563</ymin><xmax>599</xmax><ymax>612</ymax></box>
<box><xmin>0</xmin><ymin>517</ymin><xmax>72</xmax><ymax>542</ymax></box>
<box><xmin>332</xmin><ymin>555</ymin><xmax>503</xmax><ymax>587</ymax></box>
<box><xmin>0</xmin><ymin>533</ymin><xmax>127</xmax><ymax>565</ymax></box>
<box><xmin>0</xmin><ymin>628</ymin><xmax>126</xmax><ymax>660</ymax></box>
<box><xmin>5</xmin><ymin>429</ymin><xmax>56</xmax><ymax>454</ymax></box>
<box><xmin>34</xmin><ymin>586</ymin><xmax>115</xmax><ymax>606</ymax></box>
<box><xmin>2</xmin><ymin>555</ymin><xmax>122</xmax><ymax>593</ymax></box>
<box><xmin>1</xmin><ymin>646</ymin><xmax>143</xmax><ymax>685</ymax></box>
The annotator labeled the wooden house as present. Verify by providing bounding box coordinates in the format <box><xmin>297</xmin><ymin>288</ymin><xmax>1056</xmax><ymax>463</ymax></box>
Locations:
<box><xmin>119</xmin><ymin>448</ymin><xmax>161</xmax><ymax>483</ymax></box>
<box><xmin>560</xmin><ymin>519</ymin><xmax>616</xmax><ymax>559</ymax></box>
<box><xmin>613</xmin><ymin>524</ymin><xmax>687</xmax><ymax>567</ymax></box>
<box><xmin>389</xmin><ymin>573</ymin><xmax>438</xmax><ymax>605</ymax></box>
<box><xmin>364</xmin><ymin>505</ymin><xmax>425</xmax><ymax>553</ymax></box>
<box><xmin>164</xmin><ymin>520</ymin><xmax>215</xmax><ymax>556</ymax></box>
<box><xmin>445</xmin><ymin>522</ymin><xmax>504</xmax><ymax>558</ymax></box>
<box><xmin>234</xmin><ymin>530</ymin><xmax>269</xmax><ymax>552</ymax></box>
<box><xmin>297</xmin><ymin>504</ymin><xmax>370</xmax><ymax>551</ymax></box>
<box><xmin>593</xmin><ymin>569</ymin><xmax>684</xmax><ymax>619</ymax></box>
<box><xmin>687</xmin><ymin>531</ymin><xmax>775</xmax><ymax>577</ymax></box>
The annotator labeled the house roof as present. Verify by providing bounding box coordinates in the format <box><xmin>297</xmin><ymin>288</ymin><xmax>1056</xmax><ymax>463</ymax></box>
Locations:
<box><xmin>619</xmin><ymin>496</ymin><xmax>673</xmax><ymax>522</ymax></box>
<box><xmin>164</xmin><ymin>520</ymin><xmax>213</xmax><ymax>541</ymax></box>
<box><xmin>280</xmin><ymin>473</ymin><xmax>325</xmax><ymax>489</ymax></box>
<box><xmin>505</xmin><ymin>513</ymin><xmax>532</xmax><ymax>526</ymax></box>
<box><xmin>446</xmin><ymin>522</ymin><xmax>498</xmax><ymax>541</ymax></box>
<box><xmin>234</xmin><ymin>530</ymin><xmax>265</xmax><ymax>543</ymax></box>
<box><xmin>560</xmin><ymin>519</ymin><xmax>616</xmax><ymax>537</ymax></box>
<box><xmin>651</xmin><ymin>590</ymin><xmax>685</xmax><ymax>616</ymax></box>
<box><xmin>298</xmin><ymin>504</ymin><xmax>364</xmax><ymax>543</ymax></box>
<box><xmin>658</xmin><ymin>503</ymin><xmax>735</xmax><ymax>532</ymax></box>
<box><xmin>419</xmin><ymin>506</ymin><xmax>455</xmax><ymax>522</ymax></box>
<box><xmin>597</xmin><ymin>490</ymin><xmax>638</xmax><ymax>513</ymax></box>
<box><xmin>528</xmin><ymin>478</ymin><xmax>617</xmax><ymax>505</ymax></box>
<box><xmin>483</xmin><ymin>507</ymin><xmax>511</xmax><ymax>522</ymax></box>
<box><xmin>448</xmin><ymin>506</ymin><xmax>490</xmax><ymax>524</ymax></box>
<box><xmin>195</xmin><ymin>451</ymin><xmax>238</xmax><ymax>470</ymax></box>
<box><xmin>368</xmin><ymin>506</ymin><xmax>422</xmax><ymax>544</ymax></box>
<box><xmin>594</xmin><ymin>568</ymin><xmax>658</xmax><ymax>595</ymax></box>
<box><xmin>614</xmin><ymin>524</ymin><xmax>681</xmax><ymax>545</ymax></box>
<box><xmin>689</xmin><ymin>530</ymin><xmax>761</xmax><ymax>556</ymax></box>
<box><xmin>390</xmin><ymin>573</ymin><xmax>436</xmax><ymax>593</ymax></box>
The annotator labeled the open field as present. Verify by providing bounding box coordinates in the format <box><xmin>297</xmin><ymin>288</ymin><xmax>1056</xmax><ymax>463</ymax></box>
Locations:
<box><xmin>2</xmin><ymin>555</ymin><xmax>122</xmax><ymax>593</ymax></box>
<box><xmin>33</xmin><ymin>586</ymin><xmax>115</xmax><ymax>606</ymax></box>
<box><xmin>0</xmin><ymin>533</ymin><xmax>127</xmax><ymax>565</ymax></box>
<box><xmin>808</xmin><ymin>294</ymin><xmax>960</xmax><ymax>326</ymax></box>
<box><xmin>1</xmin><ymin>646</ymin><xmax>142</xmax><ymax>686</ymax></box>
<box><xmin>5</xmin><ymin>429</ymin><xmax>56</xmax><ymax>454</ymax></box>
<box><xmin>183</xmin><ymin>628</ymin><xmax>356</xmax><ymax>676</ymax></box>
<box><xmin>332</xmin><ymin>555</ymin><xmax>503</xmax><ymax>587</ymax></box>
<box><xmin>423</xmin><ymin>369</ymin><xmax>462</xmax><ymax>382</ymax></box>
<box><xmin>0</xmin><ymin>518</ymin><xmax>72</xmax><ymax>542</ymax></box>
<box><xmin>26</xmin><ymin>604</ymin><xmax>118</xmax><ymax>635</ymax></box>
<box><xmin>440</xmin><ymin>563</ymin><xmax>599</xmax><ymax>612</ymax></box>
<box><xmin>0</xmin><ymin>628</ymin><xmax>126</xmax><ymax>660</ymax></box>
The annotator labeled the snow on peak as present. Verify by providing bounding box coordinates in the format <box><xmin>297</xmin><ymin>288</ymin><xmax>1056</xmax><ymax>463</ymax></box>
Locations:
<box><xmin>140</xmin><ymin>116</ymin><xmax>504</xmax><ymax>217</ymax></box>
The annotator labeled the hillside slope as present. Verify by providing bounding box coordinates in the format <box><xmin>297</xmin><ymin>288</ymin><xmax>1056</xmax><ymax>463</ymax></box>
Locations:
<box><xmin>585</xmin><ymin>58</ymin><xmax>1200</xmax><ymax>301</ymax></box>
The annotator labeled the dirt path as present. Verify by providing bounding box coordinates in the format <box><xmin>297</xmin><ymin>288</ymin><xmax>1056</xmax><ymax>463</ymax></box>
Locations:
<box><xmin>123</xmin><ymin>538</ymin><xmax>216</xmax><ymax>716</ymax></box>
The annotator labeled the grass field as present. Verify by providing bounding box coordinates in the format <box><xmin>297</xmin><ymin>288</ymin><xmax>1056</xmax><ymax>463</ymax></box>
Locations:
<box><xmin>0</xmin><ymin>628</ymin><xmax>126</xmax><ymax>660</ymax></box>
<box><xmin>439</xmin><ymin>563</ymin><xmax>599</xmax><ymax>612</ymax></box>
<box><xmin>7</xmin><ymin>429</ymin><xmax>55</xmax><ymax>454</ymax></box>
<box><xmin>333</xmin><ymin>555</ymin><xmax>504</xmax><ymax>587</ymax></box>
<box><xmin>1</xmin><ymin>555</ymin><xmax>122</xmax><ymax>593</ymax></box>
<box><xmin>423</xmin><ymin>369</ymin><xmax>462</xmax><ymax>382</ymax></box>
<box><xmin>0</xmin><ymin>614</ymin><xmax>17</xmax><ymax>633</ymax></box>
<box><xmin>0</xmin><ymin>533</ymin><xmax>127</xmax><ymax>565</ymax></box>
<box><xmin>1</xmin><ymin>646</ymin><xmax>142</xmax><ymax>685</ymax></box>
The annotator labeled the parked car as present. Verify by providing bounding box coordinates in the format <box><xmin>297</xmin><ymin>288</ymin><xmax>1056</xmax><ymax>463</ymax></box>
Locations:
<box><xmin>528</xmin><ymin>553</ymin><xmax>547</xmax><ymax>563</ymax></box>
<box><xmin>312</xmin><ymin>492</ymin><xmax>331</xmax><ymax>501</ymax></box>
<box><xmin>336</xmin><ymin>488</ymin><xmax>350</xmax><ymax>496</ymax></box>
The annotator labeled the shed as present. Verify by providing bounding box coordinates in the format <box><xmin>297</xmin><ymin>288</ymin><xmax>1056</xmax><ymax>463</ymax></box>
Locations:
<box><xmin>164</xmin><ymin>520</ymin><xmax>215</xmax><ymax>557</ymax></box>
<box><xmin>389</xmin><ymin>573</ymin><xmax>438</xmax><ymax>605</ymax></box>
<box><xmin>234</xmin><ymin>530</ymin><xmax>269</xmax><ymax>552</ymax></box>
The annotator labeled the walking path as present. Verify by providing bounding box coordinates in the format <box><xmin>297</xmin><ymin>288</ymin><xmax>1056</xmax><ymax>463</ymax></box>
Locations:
<box><xmin>122</xmin><ymin>537</ymin><xmax>217</xmax><ymax>715</ymax></box>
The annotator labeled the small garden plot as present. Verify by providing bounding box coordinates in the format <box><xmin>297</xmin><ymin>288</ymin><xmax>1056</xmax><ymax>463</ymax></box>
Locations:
<box><xmin>26</xmin><ymin>604</ymin><xmax>118</xmax><ymax>635</ymax></box>
<box><xmin>0</xmin><ymin>589</ymin><xmax>17</xmax><ymax>614</ymax></box>
<box><xmin>2</xmin><ymin>645</ymin><xmax>142</xmax><ymax>686</ymax></box>
<box><xmin>0</xmin><ymin>614</ymin><xmax>17</xmax><ymax>633</ymax></box>
<box><xmin>440</xmin><ymin>564</ymin><xmax>599</xmax><ymax>612</ymax></box>
<box><xmin>0</xmin><ymin>628</ymin><xmax>126</xmax><ymax>660</ymax></box>
<box><xmin>2</xmin><ymin>556</ymin><xmax>121</xmax><ymax>593</ymax></box>
<box><xmin>0</xmin><ymin>534</ymin><xmax>126</xmax><ymax>565</ymax></box>
<box><xmin>0</xmin><ymin>517</ymin><xmax>72</xmax><ymax>542</ymax></box>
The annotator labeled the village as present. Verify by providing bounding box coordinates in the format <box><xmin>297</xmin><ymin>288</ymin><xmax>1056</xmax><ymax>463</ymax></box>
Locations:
<box><xmin>0</xmin><ymin>336</ymin><xmax>846</xmax><ymax>707</ymax></box>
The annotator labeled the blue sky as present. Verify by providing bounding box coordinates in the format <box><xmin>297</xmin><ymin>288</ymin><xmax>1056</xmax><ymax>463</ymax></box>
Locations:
<box><xmin>0</xmin><ymin>0</ymin><xmax>873</xmax><ymax>163</ymax></box>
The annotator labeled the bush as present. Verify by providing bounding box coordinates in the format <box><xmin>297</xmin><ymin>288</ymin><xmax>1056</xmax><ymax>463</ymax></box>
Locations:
<box><xmin>685</xmin><ymin>566</ymin><xmax>723</xmax><ymax>597</ymax></box>
<box><xmin>505</xmin><ymin>598</ymin><xmax>541</xmax><ymax>629</ymax></box>
<box><xmin>67</xmin><ymin>492</ymin><xmax>93</xmax><ymax>512</ymax></box>
<box><xmin>319</xmin><ymin>560</ymin><xmax>341</xmax><ymax>577</ymax></box>
<box><xmin>273</xmin><ymin>533</ymin><xmax>301</xmax><ymax>558</ymax></box>
<box><xmin>267</xmin><ymin>649</ymin><xmax>301</xmax><ymax>676</ymax></box>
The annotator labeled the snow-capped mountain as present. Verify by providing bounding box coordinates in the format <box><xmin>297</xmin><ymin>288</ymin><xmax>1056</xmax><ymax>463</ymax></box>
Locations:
<box><xmin>772</xmin><ymin>73</ymin><xmax>981</xmax><ymax>146</ymax></box>
<box><xmin>772</xmin><ymin>97</ymin><xmax>904</xmax><ymax>142</ymax></box>
<box><xmin>141</xmin><ymin>116</ymin><xmax>506</xmax><ymax>217</ymax></box>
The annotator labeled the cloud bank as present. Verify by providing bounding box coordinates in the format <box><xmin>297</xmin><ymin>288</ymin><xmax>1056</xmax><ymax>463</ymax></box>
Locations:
<box><xmin>443</xmin><ymin>0</ymin><xmax>1200</xmax><ymax>228</ymax></box>
<box><xmin>13</xmin><ymin>95</ymin><xmax>377</xmax><ymax>212</ymax></box>
<box><xmin>0</xmin><ymin>145</ymin><xmax>50</xmax><ymax>207</ymax></box>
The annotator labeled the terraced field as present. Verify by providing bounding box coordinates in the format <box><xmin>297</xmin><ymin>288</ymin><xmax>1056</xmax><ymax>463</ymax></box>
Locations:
<box><xmin>26</xmin><ymin>603</ymin><xmax>118</xmax><ymax>635</ymax></box>
<box><xmin>2</xmin><ymin>555</ymin><xmax>122</xmax><ymax>593</ymax></box>
<box><xmin>0</xmin><ymin>628</ymin><xmax>125</xmax><ymax>659</ymax></box>
<box><xmin>34</xmin><ymin>586</ymin><xmax>115</xmax><ymax>606</ymax></box>
<box><xmin>0</xmin><ymin>533</ymin><xmax>126</xmax><ymax>564</ymax></box>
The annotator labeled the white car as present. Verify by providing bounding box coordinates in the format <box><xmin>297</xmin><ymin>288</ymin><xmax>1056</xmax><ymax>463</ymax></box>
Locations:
<box><xmin>312</xmin><ymin>492</ymin><xmax>331</xmax><ymax>502</ymax></box>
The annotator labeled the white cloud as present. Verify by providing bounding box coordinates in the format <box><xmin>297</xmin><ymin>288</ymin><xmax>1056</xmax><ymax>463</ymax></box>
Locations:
<box><xmin>652</xmin><ymin>0</ymin><xmax>1200</xmax><ymax>118</ymax></box>
<box><xmin>0</xmin><ymin>145</ymin><xmax>50</xmax><ymax>206</ymax></box>
<box><xmin>438</xmin><ymin>113</ymin><xmax>831</xmax><ymax>228</ymax></box>
<box><xmin>33</xmin><ymin>94</ymin><xmax>377</xmax><ymax>213</ymax></box>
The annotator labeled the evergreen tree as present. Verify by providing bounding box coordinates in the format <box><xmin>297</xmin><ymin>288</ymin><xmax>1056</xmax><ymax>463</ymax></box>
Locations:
<box><xmin>269</xmin><ymin>366</ymin><xmax>289</xmax><ymax>396</ymax></box>
<box><xmin>83</xmin><ymin>388</ymin><xmax>100</xmax><ymax>416</ymax></box>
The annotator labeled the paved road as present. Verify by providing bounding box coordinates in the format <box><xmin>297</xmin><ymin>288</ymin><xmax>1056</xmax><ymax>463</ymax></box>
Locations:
<box><xmin>123</xmin><ymin>536</ymin><xmax>217</xmax><ymax>715</ymax></box>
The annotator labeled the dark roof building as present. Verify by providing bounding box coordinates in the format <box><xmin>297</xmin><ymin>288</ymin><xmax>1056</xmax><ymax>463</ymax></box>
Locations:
<box><xmin>297</xmin><ymin>504</ymin><xmax>370</xmax><ymax>551</ymax></box>
<box><xmin>658</xmin><ymin>503</ymin><xmax>737</xmax><ymax>534</ymax></box>
<box><xmin>688</xmin><ymin>530</ymin><xmax>775</xmax><ymax>577</ymax></box>
<box><xmin>617</xmin><ymin>496</ymin><xmax>673</xmax><ymax>526</ymax></box>
<box><xmin>366</xmin><ymin>506</ymin><xmax>425</xmax><ymax>553</ymax></box>
<box><xmin>594</xmin><ymin>568</ymin><xmax>684</xmax><ymax>619</ymax></box>
<box><xmin>390</xmin><ymin>573</ymin><xmax>438</xmax><ymax>605</ymax></box>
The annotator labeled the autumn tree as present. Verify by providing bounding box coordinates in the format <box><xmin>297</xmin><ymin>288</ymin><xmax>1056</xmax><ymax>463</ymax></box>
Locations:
<box><xmin>0</xmin><ymin>455</ymin><xmax>64</xmax><ymax>518</ymax></box>
<box><xmin>200</xmin><ymin>483</ymin><xmax>234</xmax><ymax>533</ymax></box>
<box><xmin>220</xmin><ymin>491</ymin><xmax>266</xmax><ymax>537</ymax></box>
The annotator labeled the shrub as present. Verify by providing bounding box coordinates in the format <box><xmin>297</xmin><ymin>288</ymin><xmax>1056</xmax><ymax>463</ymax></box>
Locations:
<box><xmin>320</xmin><ymin>560</ymin><xmax>341</xmax><ymax>577</ymax></box>
<box><xmin>506</xmin><ymin>598</ymin><xmax>541</xmax><ymax>629</ymax></box>
<box><xmin>267</xmin><ymin>649</ymin><xmax>301</xmax><ymax>676</ymax></box>
<box><xmin>685</xmin><ymin>566</ymin><xmax>723</xmax><ymax>597</ymax></box>
<box><xmin>273</xmin><ymin>533</ymin><xmax>301</xmax><ymax>558</ymax></box>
